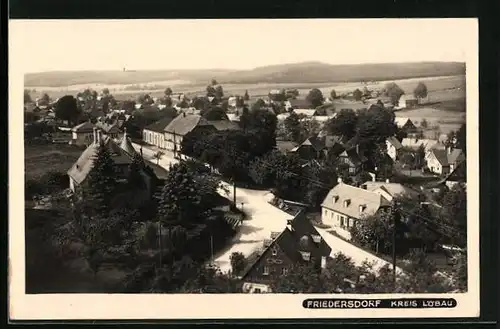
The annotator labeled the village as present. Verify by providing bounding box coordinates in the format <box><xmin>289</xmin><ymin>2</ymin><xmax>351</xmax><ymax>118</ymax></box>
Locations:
<box><xmin>24</xmin><ymin>77</ymin><xmax>467</xmax><ymax>294</ymax></box>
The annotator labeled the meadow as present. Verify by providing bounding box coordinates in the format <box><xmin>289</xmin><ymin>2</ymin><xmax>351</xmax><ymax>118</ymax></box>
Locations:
<box><xmin>24</xmin><ymin>143</ymin><xmax>83</xmax><ymax>180</ymax></box>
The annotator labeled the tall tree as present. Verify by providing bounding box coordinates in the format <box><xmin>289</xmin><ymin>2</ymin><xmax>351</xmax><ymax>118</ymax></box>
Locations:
<box><xmin>127</xmin><ymin>153</ymin><xmax>145</xmax><ymax>190</ymax></box>
<box><xmin>306</xmin><ymin>88</ymin><xmax>324</xmax><ymax>108</ymax></box>
<box><xmin>24</xmin><ymin>89</ymin><xmax>32</xmax><ymax>104</ymax></box>
<box><xmin>413</xmin><ymin>82</ymin><xmax>428</xmax><ymax>103</ymax></box>
<box><xmin>83</xmin><ymin>144</ymin><xmax>118</xmax><ymax>216</ymax></box>
<box><xmin>270</xmin><ymin>262</ymin><xmax>324</xmax><ymax>293</ymax></box>
<box><xmin>201</xmin><ymin>107</ymin><xmax>228</xmax><ymax>121</ymax></box>
<box><xmin>384</xmin><ymin>82</ymin><xmax>405</xmax><ymax>105</ymax></box>
<box><xmin>229</xmin><ymin>252</ymin><xmax>246</xmax><ymax>277</ymax></box>
<box><xmin>55</xmin><ymin>95</ymin><xmax>81</xmax><ymax>126</ymax></box>
<box><xmin>215</xmin><ymin>85</ymin><xmax>224</xmax><ymax>100</ymax></box>
<box><xmin>330</xmin><ymin>89</ymin><xmax>337</xmax><ymax>100</ymax></box>
<box><xmin>325</xmin><ymin>108</ymin><xmax>358</xmax><ymax>139</ymax></box>
<box><xmin>283</xmin><ymin>112</ymin><xmax>303</xmax><ymax>143</ymax></box>
<box><xmin>164</xmin><ymin>87</ymin><xmax>173</xmax><ymax>97</ymax></box>
<box><xmin>353</xmin><ymin>89</ymin><xmax>363</xmax><ymax>101</ymax></box>
<box><xmin>243</xmin><ymin>90</ymin><xmax>250</xmax><ymax>101</ymax></box>
<box><xmin>456</xmin><ymin>123</ymin><xmax>466</xmax><ymax>154</ymax></box>
<box><xmin>439</xmin><ymin>183</ymin><xmax>467</xmax><ymax>247</ymax></box>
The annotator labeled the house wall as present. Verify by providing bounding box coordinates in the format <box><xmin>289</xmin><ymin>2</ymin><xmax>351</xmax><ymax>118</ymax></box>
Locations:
<box><xmin>241</xmin><ymin>282</ymin><xmax>272</xmax><ymax>293</ymax></box>
<box><xmin>426</xmin><ymin>153</ymin><xmax>450</xmax><ymax>175</ymax></box>
<box><xmin>386</xmin><ymin>141</ymin><xmax>397</xmax><ymax>161</ymax></box>
<box><xmin>164</xmin><ymin>132</ymin><xmax>183</xmax><ymax>152</ymax></box>
<box><xmin>72</xmin><ymin>132</ymin><xmax>94</xmax><ymax>146</ymax></box>
<box><xmin>143</xmin><ymin>129</ymin><xmax>166</xmax><ymax>149</ymax></box>
<box><xmin>321</xmin><ymin>207</ymin><xmax>356</xmax><ymax>240</ymax></box>
<box><xmin>243</xmin><ymin>242</ymin><xmax>295</xmax><ymax>286</ymax></box>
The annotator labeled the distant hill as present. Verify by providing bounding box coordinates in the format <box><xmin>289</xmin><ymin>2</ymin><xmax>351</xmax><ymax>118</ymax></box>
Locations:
<box><xmin>218</xmin><ymin>61</ymin><xmax>466</xmax><ymax>84</ymax></box>
<box><xmin>25</xmin><ymin>61</ymin><xmax>465</xmax><ymax>87</ymax></box>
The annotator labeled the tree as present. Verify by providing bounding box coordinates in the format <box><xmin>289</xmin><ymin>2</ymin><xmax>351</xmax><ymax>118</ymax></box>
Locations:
<box><xmin>330</xmin><ymin>89</ymin><xmax>337</xmax><ymax>100</ymax></box>
<box><xmin>165</xmin><ymin>87</ymin><xmax>173</xmax><ymax>97</ymax></box>
<box><xmin>201</xmin><ymin>107</ymin><xmax>228</xmax><ymax>121</ymax></box>
<box><xmin>420</xmin><ymin>118</ymin><xmax>428</xmax><ymax>129</ymax></box>
<box><xmin>413</xmin><ymin>82</ymin><xmax>428</xmax><ymax>103</ymax></box>
<box><xmin>40</xmin><ymin>93</ymin><xmax>51</xmax><ymax>104</ymax></box>
<box><xmin>325</xmin><ymin>108</ymin><xmax>358</xmax><ymax>139</ymax></box>
<box><xmin>102</xmin><ymin>88</ymin><xmax>110</xmax><ymax>96</ymax></box>
<box><xmin>456</xmin><ymin>123</ymin><xmax>466</xmax><ymax>154</ymax></box>
<box><xmin>356</xmin><ymin>105</ymin><xmax>397</xmax><ymax>142</ymax></box>
<box><xmin>270</xmin><ymin>262</ymin><xmax>324</xmax><ymax>293</ymax></box>
<box><xmin>306</xmin><ymin>88</ymin><xmax>324</xmax><ymax>108</ymax></box>
<box><xmin>229</xmin><ymin>252</ymin><xmax>246</xmax><ymax>277</ymax></box>
<box><xmin>251</xmin><ymin>98</ymin><xmax>266</xmax><ymax>112</ymax></box>
<box><xmin>24</xmin><ymin>89</ymin><xmax>32</xmax><ymax>103</ymax></box>
<box><xmin>153</xmin><ymin>151</ymin><xmax>164</xmax><ymax>165</ymax></box>
<box><xmin>127</xmin><ymin>153</ymin><xmax>145</xmax><ymax>190</ymax></box>
<box><xmin>384</xmin><ymin>82</ymin><xmax>405</xmax><ymax>105</ymax></box>
<box><xmin>206</xmin><ymin>85</ymin><xmax>216</xmax><ymax>97</ymax></box>
<box><xmin>350</xmin><ymin>209</ymin><xmax>395</xmax><ymax>255</ymax></box>
<box><xmin>157</xmin><ymin>162</ymin><xmax>213</xmax><ymax>226</ymax></box>
<box><xmin>243</xmin><ymin>90</ymin><xmax>250</xmax><ymax>101</ymax></box>
<box><xmin>192</xmin><ymin>97</ymin><xmax>209</xmax><ymax>111</ymax></box>
<box><xmin>211</xmin><ymin>79</ymin><xmax>218</xmax><ymax>86</ymax></box>
<box><xmin>55</xmin><ymin>95</ymin><xmax>81</xmax><ymax>126</ymax></box>
<box><xmin>82</xmin><ymin>144</ymin><xmax>119</xmax><ymax>217</ymax></box>
<box><xmin>451</xmin><ymin>251</ymin><xmax>467</xmax><ymax>292</ymax></box>
<box><xmin>439</xmin><ymin>183</ymin><xmax>467</xmax><ymax>247</ymax></box>
<box><xmin>283</xmin><ymin>112</ymin><xmax>302</xmax><ymax>143</ymax></box>
<box><xmin>215</xmin><ymin>85</ymin><xmax>224</xmax><ymax>100</ymax></box>
<box><xmin>353</xmin><ymin>89</ymin><xmax>363</xmax><ymax>101</ymax></box>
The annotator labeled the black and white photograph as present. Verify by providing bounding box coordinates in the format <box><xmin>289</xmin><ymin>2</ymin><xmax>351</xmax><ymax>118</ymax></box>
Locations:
<box><xmin>9</xmin><ymin>19</ymin><xmax>479</xmax><ymax>320</ymax></box>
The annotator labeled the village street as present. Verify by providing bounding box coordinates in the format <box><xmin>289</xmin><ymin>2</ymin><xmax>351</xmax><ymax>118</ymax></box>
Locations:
<box><xmin>132</xmin><ymin>142</ymin><xmax>402</xmax><ymax>274</ymax></box>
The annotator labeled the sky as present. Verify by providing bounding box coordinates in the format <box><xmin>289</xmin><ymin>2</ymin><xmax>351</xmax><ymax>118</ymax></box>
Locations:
<box><xmin>10</xmin><ymin>19</ymin><xmax>475</xmax><ymax>73</ymax></box>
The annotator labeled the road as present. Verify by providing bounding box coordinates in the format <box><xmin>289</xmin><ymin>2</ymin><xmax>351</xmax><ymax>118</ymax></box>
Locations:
<box><xmin>132</xmin><ymin>142</ymin><xmax>399</xmax><ymax>274</ymax></box>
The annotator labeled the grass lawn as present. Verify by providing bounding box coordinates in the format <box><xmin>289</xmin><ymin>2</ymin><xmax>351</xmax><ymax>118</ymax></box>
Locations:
<box><xmin>24</xmin><ymin>143</ymin><xmax>84</xmax><ymax>180</ymax></box>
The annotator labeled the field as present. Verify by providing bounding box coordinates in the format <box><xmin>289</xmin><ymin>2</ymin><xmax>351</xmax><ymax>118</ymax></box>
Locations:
<box><xmin>24</xmin><ymin>143</ymin><xmax>83</xmax><ymax>180</ymax></box>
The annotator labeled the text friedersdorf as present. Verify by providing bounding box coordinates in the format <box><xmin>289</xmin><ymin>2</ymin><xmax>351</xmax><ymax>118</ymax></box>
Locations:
<box><xmin>303</xmin><ymin>298</ymin><xmax>457</xmax><ymax>309</ymax></box>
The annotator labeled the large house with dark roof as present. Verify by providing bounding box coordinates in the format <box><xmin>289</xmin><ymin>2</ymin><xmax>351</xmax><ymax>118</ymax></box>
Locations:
<box><xmin>321</xmin><ymin>179</ymin><xmax>391</xmax><ymax>240</ymax></box>
<box><xmin>163</xmin><ymin>114</ymin><xmax>216</xmax><ymax>152</ymax></box>
<box><xmin>241</xmin><ymin>210</ymin><xmax>332</xmax><ymax>293</ymax></box>
<box><xmin>67</xmin><ymin>128</ymin><xmax>167</xmax><ymax>195</ymax></box>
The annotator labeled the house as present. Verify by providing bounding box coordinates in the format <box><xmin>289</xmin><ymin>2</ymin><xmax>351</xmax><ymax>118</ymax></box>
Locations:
<box><xmin>386</xmin><ymin>136</ymin><xmax>403</xmax><ymax>161</ymax></box>
<box><xmin>401</xmin><ymin>137</ymin><xmax>443</xmax><ymax>152</ymax></box>
<box><xmin>441</xmin><ymin>160</ymin><xmax>466</xmax><ymax>189</ymax></box>
<box><xmin>290</xmin><ymin>136</ymin><xmax>327</xmax><ymax>161</ymax></box>
<box><xmin>425</xmin><ymin>146</ymin><xmax>465</xmax><ymax>175</ymax></box>
<box><xmin>241</xmin><ymin>210</ymin><xmax>332</xmax><ymax>293</ymax></box>
<box><xmin>228</xmin><ymin>96</ymin><xmax>239</xmax><ymax>108</ymax></box>
<box><xmin>275</xmin><ymin>140</ymin><xmax>299</xmax><ymax>154</ymax></box>
<box><xmin>337</xmin><ymin>145</ymin><xmax>367</xmax><ymax>175</ymax></box>
<box><xmin>226</xmin><ymin>113</ymin><xmax>241</xmax><ymax>122</ymax></box>
<box><xmin>95</xmin><ymin>121</ymin><xmax>121</xmax><ymax>139</ymax></box>
<box><xmin>285</xmin><ymin>99</ymin><xmax>311</xmax><ymax>111</ymax></box>
<box><xmin>207</xmin><ymin>120</ymin><xmax>241</xmax><ymax>132</ymax></box>
<box><xmin>70</xmin><ymin>121</ymin><xmax>95</xmax><ymax>146</ymax></box>
<box><xmin>293</xmin><ymin>109</ymin><xmax>318</xmax><ymax>117</ymax></box>
<box><xmin>359</xmin><ymin>179</ymin><xmax>420</xmax><ymax>202</ymax></box>
<box><xmin>321</xmin><ymin>180</ymin><xmax>391</xmax><ymax>239</ymax></box>
<box><xmin>397</xmin><ymin>94</ymin><xmax>418</xmax><ymax>109</ymax></box>
<box><xmin>163</xmin><ymin>113</ymin><xmax>216</xmax><ymax>153</ymax></box>
<box><xmin>142</xmin><ymin>116</ymin><xmax>176</xmax><ymax>149</ymax></box>
<box><xmin>394</xmin><ymin>117</ymin><xmax>417</xmax><ymax>132</ymax></box>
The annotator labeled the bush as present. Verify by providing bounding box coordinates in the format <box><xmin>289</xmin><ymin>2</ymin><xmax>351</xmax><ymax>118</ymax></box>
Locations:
<box><xmin>230</xmin><ymin>252</ymin><xmax>246</xmax><ymax>276</ymax></box>
<box><xmin>25</xmin><ymin>171</ymin><xmax>69</xmax><ymax>200</ymax></box>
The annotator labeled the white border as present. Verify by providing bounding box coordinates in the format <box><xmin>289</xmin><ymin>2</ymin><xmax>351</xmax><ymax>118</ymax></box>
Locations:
<box><xmin>9</xmin><ymin>18</ymin><xmax>479</xmax><ymax>320</ymax></box>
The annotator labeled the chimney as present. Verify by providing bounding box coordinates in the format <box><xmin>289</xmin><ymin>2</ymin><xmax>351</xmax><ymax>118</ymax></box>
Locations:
<box><xmin>93</xmin><ymin>127</ymin><xmax>97</xmax><ymax>144</ymax></box>
<box><xmin>286</xmin><ymin>219</ymin><xmax>293</xmax><ymax>231</ymax></box>
<box><xmin>337</xmin><ymin>177</ymin><xmax>343</xmax><ymax>184</ymax></box>
<box><xmin>385</xmin><ymin>178</ymin><xmax>390</xmax><ymax>183</ymax></box>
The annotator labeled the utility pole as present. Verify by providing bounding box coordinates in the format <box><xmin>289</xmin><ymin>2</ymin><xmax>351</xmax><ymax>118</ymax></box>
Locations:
<box><xmin>391</xmin><ymin>201</ymin><xmax>398</xmax><ymax>287</ymax></box>
<box><xmin>158</xmin><ymin>220</ymin><xmax>163</xmax><ymax>270</ymax></box>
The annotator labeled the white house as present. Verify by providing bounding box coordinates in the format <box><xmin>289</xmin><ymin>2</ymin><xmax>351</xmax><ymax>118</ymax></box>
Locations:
<box><xmin>426</xmin><ymin>147</ymin><xmax>465</xmax><ymax>175</ymax></box>
<box><xmin>386</xmin><ymin>136</ymin><xmax>403</xmax><ymax>161</ymax></box>
<box><xmin>321</xmin><ymin>179</ymin><xmax>391</xmax><ymax>240</ymax></box>
<box><xmin>401</xmin><ymin>137</ymin><xmax>443</xmax><ymax>152</ymax></box>
<box><xmin>142</xmin><ymin>116</ymin><xmax>176</xmax><ymax>149</ymax></box>
<box><xmin>70</xmin><ymin>121</ymin><xmax>95</xmax><ymax>146</ymax></box>
<box><xmin>397</xmin><ymin>94</ymin><xmax>418</xmax><ymax>109</ymax></box>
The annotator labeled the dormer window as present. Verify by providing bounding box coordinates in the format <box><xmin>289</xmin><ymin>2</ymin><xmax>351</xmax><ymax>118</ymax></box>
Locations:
<box><xmin>311</xmin><ymin>235</ymin><xmax>321</xmax><ymax>244</ymax></box>
<box><xmin>343</xmin><ymin>199</ymin><xmax>351</xmax><ymax>208</ymax></box>
<box><xmin>359</xmin><ymin>204</ymin><xmax>366</xmax><ymax>213</ymax></box>
<box><xmin>332</xmin><ymin>195</ymin><xmax>339</xmax><ymax>203</ymax></box>
<box><xmin>300</xmin><ymin>251</ymin><xmax>311</xmax><ymax>261</ymax></box>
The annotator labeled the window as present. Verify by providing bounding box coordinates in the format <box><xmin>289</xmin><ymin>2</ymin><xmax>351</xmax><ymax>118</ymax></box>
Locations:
<box><xmin>254</xmin><ymin>288</ymin><xmax>262</xmax><ymax>293</ymax></box>
<box><xmin>282</xmin><ymin>267</ymin><xmax>288</xmax><ymax>275</ymax></box>
<box><xmin>340</xmin><ymin>216</ymin><xmax>344</xmax><ymax>227</ymax></box>
<box><xmin>263</xmin><ymin>266</ymin><xmax>270</xmax><ymax>275</ymax></box>
<box><xmin>324</xmin><ymin>209</ymin><xmax>328</xmax><ymax>216</ymax></box>
<box><xmin>272</xmin><ymin>247</ymin><xmax>278</xmax><ymax>256</ymax></box>
<box><xmin>330</xmin><ymin>212</ymin><xmax>333</xmax><ymax>218</ymax></box>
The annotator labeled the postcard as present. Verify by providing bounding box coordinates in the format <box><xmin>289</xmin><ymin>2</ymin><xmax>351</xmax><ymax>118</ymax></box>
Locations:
<box><xmin>9</xmin><ymin>18</ymin><xmax>479</xmax><ymax>320</ymax></box>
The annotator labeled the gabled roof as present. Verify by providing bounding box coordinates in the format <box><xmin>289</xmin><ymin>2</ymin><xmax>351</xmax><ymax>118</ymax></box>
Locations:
<box><xmin>96</xmin><ymin>122</ymin><xmax>120</xmax><ymax>134</ymax></box>
<box><xmin>67</xmin><ymin>136</ymin><xmax>134</xmax><ymax>185</ymax></box>
<box><xmin>276</xmin><ymin>140</ymin><xmax>299</xmax><ymax>153</ymax></box>
<box><xmin>360</xmin><ymin>181</ymin><xmax>420</xmax><ymax>199</ymax></box>
<box><xmin>386</xmin><ymin>136</ymin><xmax>403</xmax><ymax>150</ymax></box>
<box><xmin>119</xmin><ymin>131</ymin><xmax>138</xmax><ymax>157</ymax></box>
<box><xmin>144</xmin><ymin>116</ymin><xmax>176</xmax><ymax>133</ymax></box>
<box><xmin>429</xmin><ymin>148</ymin><xmax>465</xmax><ymax>166</ymax></box>
<box><xmin>164</xmin><ymin>114</ymin><xmax>211</xmax><ymax>136</ymax></box>
<box><xmin>394</xmin><ymin>117</ymin><xmax>415</xmax><ymax>128</ymax></box>
<box><xmin>288</xmin><ymin>99</ymin><xmax>311</xmax><ymax>109</ymax></box>
<box><xmin>208</xmin><ymin>120</ymin><xmax>241</xmax><ymax>131</ymax></box>
<box><xmin>293</xmin><ymin>109</ymin><xmax>317</xmax><ymax>117</ymax></box>
<box><xmin>241</xmin><ymin>211</ymin><xmax>331</xmax><ymax>280</ymax></box>
<box><xmin>401</xmin><ymin>138</ymin><xmax>442</xmax><ymax>150</ymax></box>
<box><xmin>321</xmin><ymin>182</ymin><xmax>390</xmax><ymax>220</ymax></box>
<box><xmin>72</xmin><ymin>121</ymin><xmax>94</xmax><ymax>132</ymax></box>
